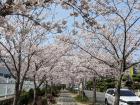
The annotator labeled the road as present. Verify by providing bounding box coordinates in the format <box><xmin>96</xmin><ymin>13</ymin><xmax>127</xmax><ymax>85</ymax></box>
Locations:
<box><xmin>56</xmin><ymin>90</ymin><xmax>77</xmax><ymax>105</ymax></box>
<box><xmin>84</xmin><ymin>90</ymin><xmax>105</xmax><ymax>104</ymax></box>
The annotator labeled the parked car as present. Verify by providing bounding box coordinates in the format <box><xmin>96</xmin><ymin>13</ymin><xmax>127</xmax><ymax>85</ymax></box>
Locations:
<box><xmin>105</xmin><ymin>88</ymin><xmax>140</xmax><ymax>105</ymax></box>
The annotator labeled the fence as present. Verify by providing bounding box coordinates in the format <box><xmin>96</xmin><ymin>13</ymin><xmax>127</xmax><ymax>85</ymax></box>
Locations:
<box><xmin>0</xmin><ymin>77</ymin><xmax>34</xmax><ymax>97</ymax></box>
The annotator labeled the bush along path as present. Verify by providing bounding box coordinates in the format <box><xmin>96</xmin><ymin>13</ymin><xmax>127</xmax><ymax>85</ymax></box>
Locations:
<box><xmin>15</xmin><ymin>85</ymin><xmax>61</xmax><ymax>105</ymax></box>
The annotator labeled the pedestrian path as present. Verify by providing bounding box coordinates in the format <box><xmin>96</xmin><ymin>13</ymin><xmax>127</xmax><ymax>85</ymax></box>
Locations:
<box><xmin>56</xmin><ymin>90</ymin><xmax>77</xmax><ymax>105</ymax></box>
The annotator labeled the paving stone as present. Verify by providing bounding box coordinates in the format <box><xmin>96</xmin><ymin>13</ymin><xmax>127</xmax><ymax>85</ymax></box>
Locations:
<box><xmin>56</xmin><ymin>90</ymin><xmax>77</xmax><ymax>105</ymax></box>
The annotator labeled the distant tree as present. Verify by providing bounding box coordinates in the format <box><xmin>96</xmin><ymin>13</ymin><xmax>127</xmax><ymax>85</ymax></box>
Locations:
<box><xmin>29</xmin><ymin>44</ymin><xmax>71</xmax><ymax>105</ymax></box>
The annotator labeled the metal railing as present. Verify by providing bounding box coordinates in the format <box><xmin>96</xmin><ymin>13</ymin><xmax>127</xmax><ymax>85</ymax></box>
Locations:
<box><xmin>0</xmin><ymin>77</ymin><xmax>34</xmax><ymax>98</ymax></box>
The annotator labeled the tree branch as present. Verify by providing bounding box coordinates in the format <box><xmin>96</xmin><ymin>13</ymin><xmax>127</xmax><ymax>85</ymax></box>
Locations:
<box><xmin>0</xmin><ymin>42</ymin><xmax>18</xmax><ymax>72</ymax></box>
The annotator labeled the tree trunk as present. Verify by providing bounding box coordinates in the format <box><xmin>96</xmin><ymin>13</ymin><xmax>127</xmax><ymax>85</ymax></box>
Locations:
<box><xmin>81</xmin><ymin>79</ymin><xmax>84</xmax><ymax>100</ymax></box>
<box><xmin>45</xmin><ymin>81</ymin><xmax>47</xmax><ymax>98</ymax></box>
<box><xmin>13</xmin><ymin>82</ymin><xmax>20</xmax><ymax>105</ymax></box>
<box><xmin>32</xmin><ymin>75</ymin><xmax>37</xmax><ymax>105</ymax></box>
<box><xmin>32</xmin><ymin>88</ymin><xmax>37</xmax><ymax>105</ymax></box>
<box><xmin>51</xmin><ymin>81</ymin><xmax>53</xmax><ymax>96</ymax></box>
<box><xmin>45</xmin><ymin>81</ymin><xmax>48</xmax><ymax>105</ymax></box>
<box><xmin>92</xmin><ymin>77</ymin><xmax>96</xmax><ymax>105</ymax></box>
<box><xmin>114</xmin><ymin>74</ymin><xmax>123</xmax><ymax>105</ymax></box>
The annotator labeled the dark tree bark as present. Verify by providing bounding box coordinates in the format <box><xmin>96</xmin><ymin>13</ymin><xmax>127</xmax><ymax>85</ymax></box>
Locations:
<box><xmin>114</xmin><ymin>74</ymin><xmax>123</xmax><ymax>105</ymax></box>
<box><xmin>13</xmin><ymin>80</ymin><xmax>20</xmax><ymax>105</ymax></box>
<box><xmin>92</xmin><ymin>77</ymin><xmax>96</xmax><ymax>105</ymax></box>
<box><xmin>32</xmin><ymin>75</ymin><xmax>37</xmax><ymax>105</ymax></box>
<box><xmin>45</xmin><ymin>81</ymin><xmax>48</xmax><ymax>98</ymax></box>
<box><xmin>81</xmin><ymin>78</ymin><xmax>84</xmax><ymax>100</ymax></box>
<box><xmin>32</xmin><ymin>87</ymin><xmax>37</xmax><ymax>105</ymax></box>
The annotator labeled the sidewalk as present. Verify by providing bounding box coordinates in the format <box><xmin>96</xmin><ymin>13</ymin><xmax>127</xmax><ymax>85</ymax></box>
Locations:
<box><xmin>70</xmin><ymin>93</ymin><xmax>89</xmax><ymax>105</ymax></box>
<box><xmin>56</xmin><ymin>90</ymin><xmax>103</xmax><ymax>105</ymax></box>
<box><xmin>56</xmin><ymin>90</ymin><xmax>77</xmax><ymax>105</ymax></box>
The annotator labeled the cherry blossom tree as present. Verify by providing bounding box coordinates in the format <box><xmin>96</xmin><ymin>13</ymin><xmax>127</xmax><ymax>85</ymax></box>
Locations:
<box><xmin>66</xmin><ymin>51</ymin><xmax>112</xmax><ymax>104</ymax></box>
<box><xmin>78</xmin><ymin>53</ymin><xmax>104</xmax><ymax>104</ymax></box>
<box><xmin>59</xmin><ymin>0</ymin><xmax>140</xmax><ymax>104</ymax></box>
<box><xmin>1</xmin><ymin>1</ymin><xmax>140</xmax><ymax>105</ymax></box>
<box><xmin>0</xmin><ymin>16</ymin><xmax>46</xmax><ymax>105</ymax></box>
<box><xmin>27</xmin><ymin>43</ymin><xmax>72</xmax><ymax>105</ymax></box>
<box><xmin>0</xmin><ymin>0</ymin><xmax>52</xmax><ymax>23</ymax></box>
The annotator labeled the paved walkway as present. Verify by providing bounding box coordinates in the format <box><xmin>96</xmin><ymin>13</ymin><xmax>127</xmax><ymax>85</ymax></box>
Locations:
<box><xmin>84</xmin><ymin>90</ymin><xmax>105</xmax><ymax>104</ymax></box>
<box><xmin>56</xmin><ymin>90</ymin><xmax>77</xmax><ymax>105</ymax></box>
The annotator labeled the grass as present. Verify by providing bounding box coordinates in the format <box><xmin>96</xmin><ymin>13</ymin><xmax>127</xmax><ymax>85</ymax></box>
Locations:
<box><xmin>74</xmin><ymin>94</ymin><xmax>89</xmax><ymax>104</ymax></box>
<box><xmin>74</xmin><ymin>94</ymin><xmax>104</xmax><ymax>105</ymax></box>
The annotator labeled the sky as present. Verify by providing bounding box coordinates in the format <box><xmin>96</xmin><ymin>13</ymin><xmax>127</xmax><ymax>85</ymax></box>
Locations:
<box><xmin>40</xmin><ymin>4</ymin><xmax>83</xmax><ymax>46</ymax></box>
<box><xmin>41</xmin><ymin>3</ymin><xmax>140</xmax><ymax>63</ymax></box>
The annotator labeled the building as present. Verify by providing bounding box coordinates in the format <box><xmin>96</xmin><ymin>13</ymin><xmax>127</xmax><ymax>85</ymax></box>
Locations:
<box><xmin>0</xmin><ymin>67</ymin><xmax>11</xmax><ymax>78</ymax></box>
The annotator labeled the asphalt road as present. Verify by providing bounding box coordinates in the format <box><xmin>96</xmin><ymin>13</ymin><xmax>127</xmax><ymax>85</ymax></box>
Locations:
<box><xmin>84</xmin><ymin>90</ymin><xmax>105</xmax><ymax>104</ymax></box>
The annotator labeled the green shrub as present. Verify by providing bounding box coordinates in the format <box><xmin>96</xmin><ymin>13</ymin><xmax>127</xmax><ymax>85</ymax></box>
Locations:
<box><xmin>125</xmin><ymin>81</ymin><xmax>133</xmax><ymax>87</ymax></box>
<box><xmin>86</xmin><ymin>78</ymin><xmax>116</xmax><ymax>92</ymax></box>
<box><xmin>0</xmin><ymin>97</ymin><xmax>13</xmax><ymax>105</ymax></box>
<box><xmin>98</xmin><ymin>86</ymin><xmax>105</xmax><ymax>92</ymax></box>
<box><xmin>105</xmin><ymin>78</ymin><xmax>114</xmax><ymax>82</ymax></box>
<box><xmin>133</xmin><ymin>83</ymin><xmax>140</xmax><ymax>89</ymax></box>
<box><xmin>122</xmin><ymin>75</ymin><xmax>128</xmax><ymax>81</ymax></box>
<box><xmin>28</xmin><ymin>88</ymin><xmax>34</xmax><ymax>100</ymax></box>
<box><xmin>19</xmin><ymin>91</ymin><xmax>30</xmax><ymax>105</ymax></box>
<box><xmin>36</xmin><ymin>88</ymin><xmax>42</xmax><ymax>96</ymax></box>
<box><xmin>133</xmin><ymin>76</ymin><xmax>140</xmax><ymax>82</ymax></box>
<box><xmin>75</xmin><ymin>94</ymin><xmax>89</xmax><ymax>103</ymax></box>
<box><xmin>40</xmin><ymin>88</ymin><xmax>46</xmax><ymax>96</ymax></box>
<box><xmin>106</xmin><ymin>82</ymin><xmax>115</xmax><ymax>88</ymax></box>
<box><xmin>86</xmin><ymin>81</ymin><xmax>93</xmax><ymax>90</ymax></box>
<box><xmin>41</xmin><ymin>97</ymin><xmax>48</xmax><ymax>105</ymax></box>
